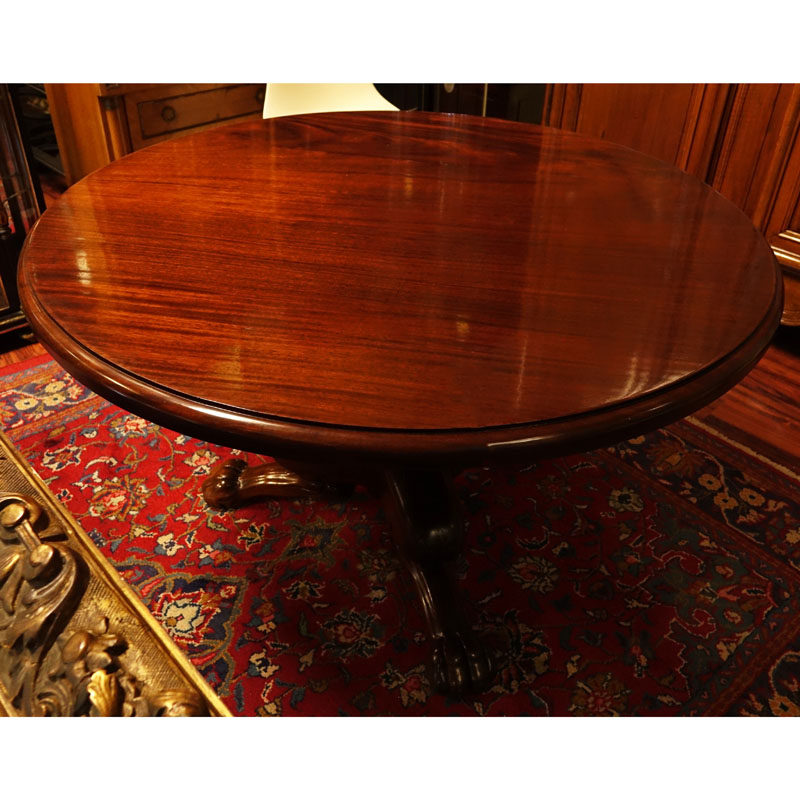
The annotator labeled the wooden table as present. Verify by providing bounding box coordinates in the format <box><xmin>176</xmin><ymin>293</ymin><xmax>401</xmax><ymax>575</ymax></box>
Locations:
<box><xmin>18</xmin><ymin>111</ymin><xmax>783</xmax><ymax>696</ymax></box>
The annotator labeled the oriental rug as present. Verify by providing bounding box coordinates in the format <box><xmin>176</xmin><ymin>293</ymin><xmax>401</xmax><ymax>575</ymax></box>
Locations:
<box><xmin>2</xmin><ymin>354</ymin><xmax>800</xmax><ymax>716</ymax></box>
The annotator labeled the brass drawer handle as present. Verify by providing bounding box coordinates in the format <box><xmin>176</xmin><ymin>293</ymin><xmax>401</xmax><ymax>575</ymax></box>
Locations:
<box><xmin>160</xmin><ymin>105</ymin><xmax>177</xmax><ymax>122</ymax></box>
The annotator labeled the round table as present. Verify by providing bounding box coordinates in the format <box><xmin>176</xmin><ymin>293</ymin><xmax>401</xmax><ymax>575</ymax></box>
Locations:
<box><xmin>18</xmin><ymin>111</ymin><xmax>783</xmax><ymax>695</ymax></box>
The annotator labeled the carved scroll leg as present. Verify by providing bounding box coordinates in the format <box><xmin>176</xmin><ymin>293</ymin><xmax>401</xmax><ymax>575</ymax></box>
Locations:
<box><xmin>202</xmin><ymin>458</ymin><xmax>353</xmax><ymax>508</ymax></box>
<box><xmin>383</xmin><ymin>469</ymin><xmax>494</xmax><ymax>696</ymax></box>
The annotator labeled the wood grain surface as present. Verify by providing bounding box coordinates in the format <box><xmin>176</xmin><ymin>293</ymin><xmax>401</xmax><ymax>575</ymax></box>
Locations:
<box><xmin>18</xmin><ymin>112</ymin><xmax>783</xmax><ymax>464</ymax></box>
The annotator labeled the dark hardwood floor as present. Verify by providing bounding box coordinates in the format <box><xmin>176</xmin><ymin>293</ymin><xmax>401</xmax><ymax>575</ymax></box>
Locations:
<box><xmin>2</xmin><ymin>326</ymin><xmax>799</xmax><ymax>470</ymax></box>
<box><xmin>691</xmin><ymin>325</ymin><xmax>800</xmax><ymax>474</ymax></box>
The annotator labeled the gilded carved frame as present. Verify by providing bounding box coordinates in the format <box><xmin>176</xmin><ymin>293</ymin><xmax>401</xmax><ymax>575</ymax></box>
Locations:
<box><xmin>0</xmin><ymin>429</ymin><xmax>229</xmax><ymax>717</ymax></box>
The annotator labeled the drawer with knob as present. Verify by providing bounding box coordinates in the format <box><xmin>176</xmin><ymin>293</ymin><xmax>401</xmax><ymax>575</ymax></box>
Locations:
<box><xmin>124</xmin><ymin>84</ymin><xmax>265</xmax><ymax>149</ymax></box>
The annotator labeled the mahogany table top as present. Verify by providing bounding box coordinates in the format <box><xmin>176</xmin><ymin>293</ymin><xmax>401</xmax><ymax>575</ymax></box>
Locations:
<box><xmin>18</xmin><ymin>111</ymin><xmax>783</xmax><ymax>463</ymax></box>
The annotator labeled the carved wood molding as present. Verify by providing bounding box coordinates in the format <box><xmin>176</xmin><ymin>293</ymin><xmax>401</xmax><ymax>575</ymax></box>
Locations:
<box><xmin>0</xmin><ymin>429</ymin><xmax>230</xmax><ymax>716</ymax></box>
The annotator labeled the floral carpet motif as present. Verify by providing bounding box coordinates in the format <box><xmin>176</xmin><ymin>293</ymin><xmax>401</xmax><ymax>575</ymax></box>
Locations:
<box><xmin>3</xmin><ymin>354</ymin><xmax>800</xmax><ymax>716</ymax></box>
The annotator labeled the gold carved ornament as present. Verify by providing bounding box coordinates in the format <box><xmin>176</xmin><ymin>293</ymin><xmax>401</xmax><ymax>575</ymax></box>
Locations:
<box><xmin>0</xmin><ymin>493</ymin><xmax>210</xmax><ymax>716</ymax></box>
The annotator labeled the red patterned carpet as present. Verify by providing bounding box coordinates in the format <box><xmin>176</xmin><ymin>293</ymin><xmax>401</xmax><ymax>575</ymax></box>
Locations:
<box><xmin>2</xmin><ymin>354</ymin><xmax>800</xmax><ymax>716</ymax></box>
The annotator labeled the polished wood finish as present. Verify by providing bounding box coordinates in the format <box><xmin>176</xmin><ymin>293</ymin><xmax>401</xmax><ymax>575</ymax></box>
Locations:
<box><xmin>202</xmin><ymin>458</ymin><xmax>351</xmax><ymax>508</ymax></box>
<box><xmin>18</xmin><ymin>111</ymin><xmax>783</xmax><ymax>695</ymax></box>
<box><xmin>557</xmin><ymin>84</ymin><xmax>701</xmax><ymax>163</ymax></box>
<box><xmin>544</xmin><ymin>83</ymin><xmax>800</xmax><ymax>324</ymax></box>
<box><xmin>9</xmin><ymin>334</ymin><xmax>800</xmax><ymax>484</ymax></box>
<box><xmin>18</xmin><ymin>112</ymin><xmax>781</xmax><ymax>465</ymax></box>
<box><xmin>543</xmin><ymin>84</ymin><xmax>730</xmax><ymax>180</ymax></box>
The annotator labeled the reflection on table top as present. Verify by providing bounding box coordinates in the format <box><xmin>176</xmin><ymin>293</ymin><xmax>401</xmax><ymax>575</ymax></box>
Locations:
<box><xmin>19</xmin><ymin>112</ymin><xmax>782</xmax><ymax>459</ymax></box>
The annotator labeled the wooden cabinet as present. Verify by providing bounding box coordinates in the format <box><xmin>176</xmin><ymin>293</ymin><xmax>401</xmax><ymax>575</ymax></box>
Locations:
<box><xmin>45</xmin><ymin>83</ymin><xmax>265</xmax><ymax>186</ymax></box>
<box><xmin>543</xmin><ymin>84</ymin><xmax>800</xmax><ymax>325</ymax></box>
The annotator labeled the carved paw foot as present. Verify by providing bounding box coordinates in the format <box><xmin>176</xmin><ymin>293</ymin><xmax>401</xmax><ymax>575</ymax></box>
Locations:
<box><xmin>202</xmin><ymin>459</ymin><xmax>249</xmax><ymax>507</ymax></box>
<box><xmin>383</xmin><ymin>468</ymin><xmax>496</xmax><ymax>697</ymax></box>
<box><xmin>431</xmin><ymin>630</ymin><xmax>494</xmax><ymax>696</ymax></box>
<box><xmin>202</xmin><ymin>458</ymin><xmax>350</xmax><ymax>508</ymax></box>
